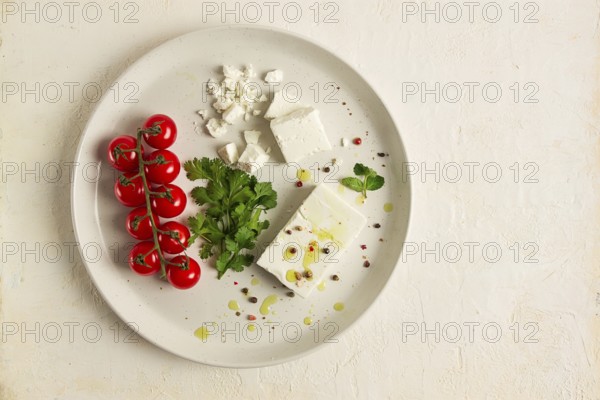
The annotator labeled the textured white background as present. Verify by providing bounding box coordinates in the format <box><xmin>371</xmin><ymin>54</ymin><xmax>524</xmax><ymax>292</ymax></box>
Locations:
<box><xmin>1</xmin><ymin>0</ymin><xmax>599</xmax><ymax>399</ymax></box>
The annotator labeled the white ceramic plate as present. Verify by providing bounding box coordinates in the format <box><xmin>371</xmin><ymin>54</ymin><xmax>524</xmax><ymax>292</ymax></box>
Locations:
<box><xmin>72</xmin><ymin>25</ymin><xmax>411</xmax><ymax>367</ymax></box>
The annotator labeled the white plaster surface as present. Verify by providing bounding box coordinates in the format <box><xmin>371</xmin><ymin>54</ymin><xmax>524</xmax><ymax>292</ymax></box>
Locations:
<box><xmin>1</xmin><ymin>0</ymin><xmax>599</xmax><ymax>398</ymax></box>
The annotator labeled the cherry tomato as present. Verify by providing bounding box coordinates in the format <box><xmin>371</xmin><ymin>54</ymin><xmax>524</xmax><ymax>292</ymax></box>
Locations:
<box><xmin>128</xmin><ymin>241</ymin><xmax>161</xmax><ymax>276</ymax></box>
<box><xmin>107</xmin><ymin>135</ymin><xmax>142</xmax><ymax>172</ymax></box>
<box><xmin>144</xmin><ymin>149</ymin><xmax>181</xmax><ymax>185</ymax></box>
<box><xmin>142</xmin><ymin>114</ymin><xmax>177</xmax><ymax>149</ymax></box>
<box><xmin>125</xmin><ymin>207</ymin><xmax>159</xmax><ymax>240</ymax></box>
<box><xmin>150</xmin><ymin>184</ymin><xmax>187</xmax><ymax>218</ymax></box>
<box><xmin>166</xmin><ymin>255</ymin><xmax>201</xmax><ymax>289</ymax></box>
<box><xmin>114</xmin><ymin>172</ymin><xmax>145</xmax><ymax>207</ymax></box>
<box><xmin>157</xmin><ymin>221</ymin><xmax>190</xmax><ymax>254</ymax></box>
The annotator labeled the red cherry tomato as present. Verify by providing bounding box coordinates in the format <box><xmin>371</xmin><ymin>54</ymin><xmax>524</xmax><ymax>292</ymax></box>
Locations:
<box><xmin>150</xmin><ymin>184</ymin><xmax>187</xmax><ymax>218</ymax></box>
<box><xmin>166</xmin><ymin>255</ymin><xmax>201</xmax><ymax>289</ymax></box>
<box><xmin>144</xmin><ymin>149</ymin><xmax>181</xmax><ymax>185</ymax></box>
<box><xmin>107</xmin><ymin>135</ymin><xmax>142</xmax><ymax>172</ymax></box>
<box><xmin>157</xmin><ymin>221</ymin><xmax>190</xmax><ymax>254</ymax></box>
<box><xmin>114</xmin><ymin>172</ymin><xmax>145</xmax><ymax>207</ymax></box>
<box><xmin>128</xmin><ymin>241</ymin><xmax>161</xmax><ymax>276</ymax></box>
<box><xmin>125</xmin><ymin>207</ymin><xmax>159</xmax><ymax>240</ymax></box>
<box><xmin>142</xmin><ymin>114</ymin><xmax>177</xmax><ymax>149</ymax></box>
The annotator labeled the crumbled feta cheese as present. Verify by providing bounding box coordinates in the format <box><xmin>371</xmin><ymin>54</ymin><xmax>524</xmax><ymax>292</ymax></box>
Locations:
<box><xmin>197</xmin><ymin>109</ymin><xmax>208</xmax><ymax>120</ymax></box>
<box><xmin>264</xmin><ymin>90</ymin><xmax>307</xmax><ymax>120</ymax></box>
<box><xmin>222</xmin><ymin>103</ymin><xmax>245</xmax><ymax>124</ymax></box>
<box><xmin>264</xmin><ymin>69</ymin><xmax>283</xmax><ymax>83</ymax></box>
<box><xmin>223</xmin><ymin>65</ymin><xmax>243</xmax><ymax>80</ymax></box>
<box><xmin>217</xmin><ymin>143</ymin><xmax>239</xmax><ymax>165</ymax></box>
<box><xmin>252</xmin><ymin>109</ymin><xmax>261</xmax><ymax>116</ymax></box>
<box><xmin>243</xmin><ymin>130</ymin><xmax>262</xmax><ymax>144</ymax></box>
<box><xmin>341</xmin><ymin>138</ymin><xmax>349</xmax><ymax>147</ymax></box>
<box><xmin>213</xmin><ymin>97</ymin><xmax>233</xmax><ymax>113</ymax></box>
<box><xmin>270</xmin><ymin>107</ymin><xmax>332</xmax><ymax>163</ymax></box>
<box><xmin>237</xmin><ymin>144</ymin><xmax>270</xmax><ymax>174</ymax></box>
<box><xmin>259</xmin><ymin>94</ymin><xmax>268</xmax><ymax>103</ymax></box>
<box><xmin>206</xmin><ymin>118</ymin><xmax>228</xmax><ymax>138</ymax></box>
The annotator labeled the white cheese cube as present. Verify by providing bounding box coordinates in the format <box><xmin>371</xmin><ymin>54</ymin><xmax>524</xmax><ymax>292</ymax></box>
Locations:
<box><xmin>270</xmin><ymin>107</ymin><xmax>332</xmax><ymax>163</ymax></box>
<box><xmin>237</xmin><ymin>144</ymin><xmax>270</xmax><ymax>174</ymax></box>
<box><xmin>264</xmin><ymin>90</ymin><xmax>307</xmax><ymax>120</ymax></box>
<box><xmin>243</xmin><ymin>130</ymin><xmax>262</xmax><ymax>144</ymax></box>
<box><xmin>205</xmin><ymin>118</ymin><xmax>228</xmax><ymax>138</ymax></box>
<box><xmin>217</xmin><ymin>143</ymin><xmax>239</xmax><ymax>165</ymax></box>
<box><xmin>256</xmin><ymin>184</ymin><xmax>367</xmax><ymax>298</ymax></box>
<box><xmin>222</xmin><ymin>103</ymin><xmax>245</xmax><ymax>124</ymax></box>
<box><xmin>264</xmin><ymin>69</ymin><xmax>283</xmax><ymax>83</ymax></box>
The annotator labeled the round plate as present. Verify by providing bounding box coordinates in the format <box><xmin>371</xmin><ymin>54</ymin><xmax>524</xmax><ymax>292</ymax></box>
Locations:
<box><xmin>72</xmin><ymin>25</ymin><xmax>411</xmax><ymax>367</ymax></box>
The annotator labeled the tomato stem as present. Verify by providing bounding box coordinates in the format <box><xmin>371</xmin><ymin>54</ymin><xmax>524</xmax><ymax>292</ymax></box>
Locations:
<box><xmin>135</xmin><ymin>131</ymin><xmax>171</xmax><ymax>278</ymax></box>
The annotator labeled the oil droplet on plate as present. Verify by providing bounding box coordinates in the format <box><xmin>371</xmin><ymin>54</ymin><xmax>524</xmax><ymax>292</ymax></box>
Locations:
<box><xmin>228</xmin><ymin>300</ymin><xmax>239</xmax><ymax>311</ymax></box>
<box><xmin>194</xmin><ymin>326</ymin><xmax>212</xmax><ymax>341</ymax></box>
<box><xmin>337</xmin><ymin>184</ymin><xmax>345</xmax><ymax>194</ymax></box>
<box><xmin>383</xmin><ymin>203</ymin><xmax>394</xmax><ymax>212</ymax></box>
<box><xmin>356</xmin><ymin>194</ymin><xmax>366</xmax><ymax>205</ymax></box>
<box><xmin>260</xmin><ymin>294</ymin><xmax>278</xmax><ymax>315</ymax></box>
<box><xmin>296</xmin><ymin>168</ymin><xmax>311</xmax><ymax>182</ymax></box>
<box><xmin>333</xmin><ymin>302</ymin><xmax>345</xmax><ymax>312</ymax></box>
<box><xmin>251</xmin><ymin>277</ymin><xmax>260</xmax><ymax>286</ymax></box>
<box><xmin>317</xmin><ymin>280</ymin><xmax>326</xmax><ymax>291</ymax></box>
<box><xmin>304</xmin><ymin>317</ymin><xmax>313</xmax><ymax>325</ymax></box>
<box><xmin>247</xmin><ymin>324</ymin><xmax>256</xmax><ymax>332</ymax></box>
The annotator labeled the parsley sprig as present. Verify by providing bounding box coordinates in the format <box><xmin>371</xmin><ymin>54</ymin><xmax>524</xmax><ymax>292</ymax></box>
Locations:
<box><xmin>183</xmin><ymin>157</ymin><xmax>277</xmax><ymax>279</ymax></box>
<box><xmin>340</xmin><ymin>163</ymin><xmax>385</xmax><ymax>198</ymax></box>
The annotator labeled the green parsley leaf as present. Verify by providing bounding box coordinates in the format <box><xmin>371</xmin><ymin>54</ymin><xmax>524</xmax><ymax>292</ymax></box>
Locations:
<box><xmin>184</xmin><ymin>158</ymin><xmax>278</xmax><ymax>279</ymax></box>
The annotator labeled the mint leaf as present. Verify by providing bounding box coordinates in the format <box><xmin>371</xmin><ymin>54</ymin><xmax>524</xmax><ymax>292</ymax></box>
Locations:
<box><xmin>353</xmin><ymin>163</ymin><xmax>369</xmax><ymax>176</ymax></box>
<box><xmin>343</xmin><ymin>163</ymin><xmax>386</xmax><ymax>198</ymax></box>
<box><xmin>366</xmin><ymin>175</ymin><xmax>385</xmax><ymax>191</ymax></box>
<box><xmin>341</xmin><ymin>177</ymin><xmax>363</xmax><ymax>192</ymax></box>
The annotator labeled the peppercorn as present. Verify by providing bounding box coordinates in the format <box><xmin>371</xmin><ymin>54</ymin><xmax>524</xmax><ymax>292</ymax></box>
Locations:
<box><xmin>323</xmin><ymin>247</ymin><xmax>330</xmax><ymax>254</ymax></box>
<box><xmin>294</xmin><ymin>271</ymin><xmax>302</xmax><ymax>281</ymax></box>
<box><xmin>248</xmin><ymin>315</ymin><xmax>256</xmax><ymax>321</ymax></box>
<box><xmin>353</xmin><ymin>138</ymin><xmax>362</xmax><ymax>145</ymax></box>
<box><xmin>286</xmin><ymin>229</ymin><xmax>292</xmax><ymax>235</ymax></box>
<box><xmin>304</xmin><ymin>270</ymin><xmax>313</xmax><ymax>279</ymax></box>
<box><xmin>363</xmin><ymin>261</ymin><xmax>371</xmax><ymax>268</ymax></box>
<box><xmin>289</xmin><ymin>246</ymin><xmax>297</xmax><ymax>254</ymax></box>
<box><xmin>296</xmin><ymin>226</ymin><xmax>304</xmax><ymax>231</ymax></box>
<box><xmin>373</xmin><ymin>223</ymin><xmax>381</xmax><ymax>229</ymax></box>
<box><xmin>323</xmin><ymin>166</ymin><xmax>331</xmax><ymax>173</ymax></box>
<box><xmin>241</xmin><ymin>287</ymin><xmax>249</xmax><ymax>294</ymax></box>
<box><xmin>287</xmin><ymin>291</ymin><xmax>295</xmax><ymax>298</ymax></box>
<box><xmin>332</xmin><ymin>274</ymin><xmax>340</xmax><ymax>281</ymax></box>
<box><xmin>295</xmin><ymin>181</ymin><xmax>303</xmax><ymax>187</ymax></box>
<box><xmin>377</xmin><ymin>152</ymin><xmax>385</xmax><ymax>157</ymax></box>
<box><xmin>249</xmin><ymin>296</ymin><xmax>258</xmax><ymax>303</ymax></box>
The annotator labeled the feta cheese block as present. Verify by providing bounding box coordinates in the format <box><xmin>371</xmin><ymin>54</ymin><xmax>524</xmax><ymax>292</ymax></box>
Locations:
<box><xmin>217</xmin><ymin>143</ymin><xmax>239</xmax><ymax>165</ymax></box>
<box><xmin>269</xmin><ymin>107</ymin><xmax>332</xmax><ymax>163</ymax></box>
<box><xmin>256</xmin><ymin>184</ymin><xmax>367</xmax><ymax>298</ymax></box>
<box><xmin>237</xmin><ymin>143</ymin><xmax>270</xmax><ymax>174</ymax></box>
<box><xmin>264</xmin><ymin>90</ymin><xmax>307</xmax><ymax>120</ymax></box>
